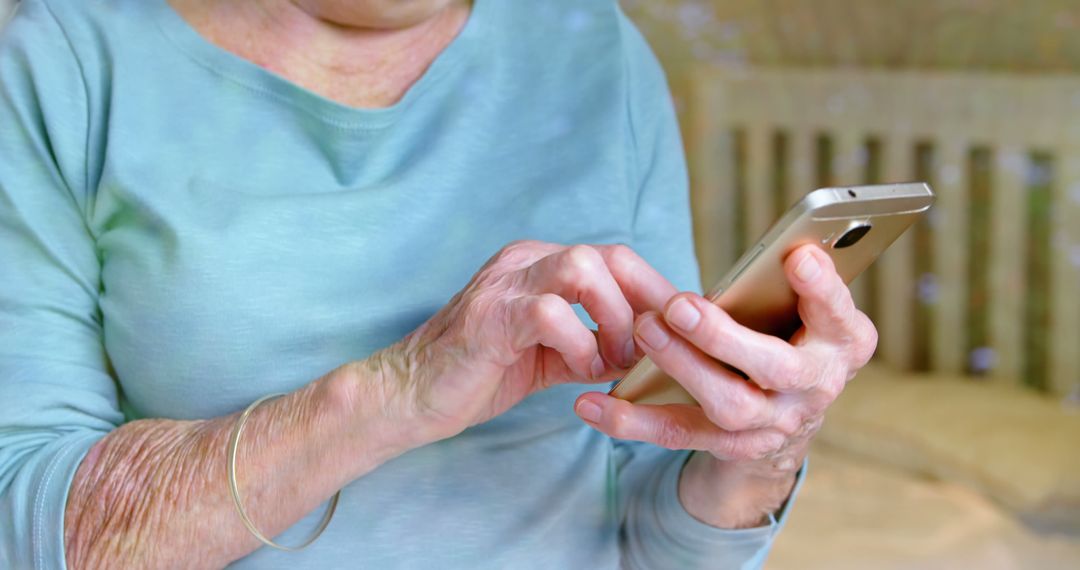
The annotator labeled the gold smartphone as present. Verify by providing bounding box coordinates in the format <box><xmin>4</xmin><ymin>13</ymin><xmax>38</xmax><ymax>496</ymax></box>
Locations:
<box><xmin>609</xmin><ymin>182</ymin><xmax>935</xmax><ymax>406</ymax></box>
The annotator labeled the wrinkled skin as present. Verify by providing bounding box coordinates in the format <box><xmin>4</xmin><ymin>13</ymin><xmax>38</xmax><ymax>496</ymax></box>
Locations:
<box><xmin>575</xmin><ymin>242</ymin><xmax>877</xmax><ymax>475</ymax></box>
<box><xmin>370</xmin><ymin>241</ymin><xmax>647</xmax><ymax>441</ymax></box>
<box><xmin>372</xmin><ymin>240</ymin><xmax>877</xmax><ymax>475</ymax></box>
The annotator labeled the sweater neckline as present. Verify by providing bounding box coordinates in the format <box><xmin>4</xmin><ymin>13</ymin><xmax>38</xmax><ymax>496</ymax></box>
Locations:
<box><xmin>152</xmin><ymin>0</ymin><xmax>486</xmax><ymax>130</ymax></box>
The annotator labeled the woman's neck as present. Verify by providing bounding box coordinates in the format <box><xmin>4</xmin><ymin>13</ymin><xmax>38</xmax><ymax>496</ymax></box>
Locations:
<box><xmin>168</xmin><ymin>0</ymin><xmax>471</xmax><ymax>108</ymax></box>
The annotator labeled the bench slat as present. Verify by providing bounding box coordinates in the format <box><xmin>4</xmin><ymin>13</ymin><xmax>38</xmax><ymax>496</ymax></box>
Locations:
<box><xmin>1050</xmin><ymin>155</ymin><xmax>1080</xmax><ymax>396</ymax></box>
<box><xmin>744</xmin><ymin>125</ymin><xmax>774</xmax><ymax>247</ymax></box>
<box><xmin>988</xmin><ymin>148</ymin><xmax>1028</xmax><ymax>380</ymax></box>
<box><xmin>931</xmin><ymin>140</ymin><xmax>969</xmax><ymax>374</ymax></box>
<box><xmin>877</xmin><ymin>137</ymin><xmax>917</xmax><ymax>369</ymax></box>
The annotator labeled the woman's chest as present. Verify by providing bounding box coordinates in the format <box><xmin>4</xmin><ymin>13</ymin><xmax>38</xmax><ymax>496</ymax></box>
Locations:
<box><xmin>91</xmin><ymin>118</ymin><xmax>635</xmax><ymax>420</ymax></box>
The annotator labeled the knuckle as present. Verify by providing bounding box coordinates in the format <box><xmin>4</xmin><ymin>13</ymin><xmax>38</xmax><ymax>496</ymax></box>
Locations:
<box><xmin>728</xmin><ymin>440</ymin><xmax>762</xmax><ymax>462</ymax></box>
<box><xmin>530</xmin><ymin>294</ymin><xmax>566</xmax><ymax>327</ymax></box>
<box><xmin>563</xmin><ymin>245</ymin><xmax>603</xmax><ymax>277</ymax></box>
<box><xmin>854</xmin><ymin>312</ymin><xmax>879</xmax><ymax>362</ymax></box>
<box><xmin>774</xmin><ymin>410</ymin><xmax>804</xmax><ymax>437</ymax></box>
<box><xmin>730</xmin><ymin>386</ymin><xmax>762</xmax><ymax>420</ymax></box>
<box><xmin>607</xmin><ymin>405</ymin><xmax>634</xmax><ymax>439</ymax></box>
<box><xmin>606</xmin><ymin>243</ymin><xmax>637</xmax><ymax>271</ymax></box>
<box><xmin>709</xmin><ymin>392</ymin><xmax>758</xmax><ymax>431</ymax></box>
<box><xmin>479</xmin><ymin>268</ymin><xmax>518</xmax><ymax>293</ymax></box>
<box><xmin>727</xmin><ymin>432</ymin><xmax>786</xmax><ymax>461</ymax></box>
<box><xmin>755</xmin><ymin>433</ymin><xmax>788</xmax><ymax>459</ymax></box>
<box><xmin>804</xmin><ymin>416</ymin><xmax>825</xmax><ymax>437</ymax></box>
<box><xmin>763</xmin><ymin>357</ymin><xmax>802</xmax><ymax>391</ymax></box>
<box><xmin>794</xmin><ymin>415</ymin><xmax>824</xmax><ymax>439</ymax></box>
<box><xmin>653</xmin><ymin>416</ymin><xmax>693</xmax><ymax>449</ymax></box>
<box><xmin>497</xmin><ymin>240</ymin><xmax>539</xmax><ymax>266</ymax></box>
<box><xmin>500</xmin><ymin>240</ymin><xmax>530</xmax><ymax>256</ymax></box>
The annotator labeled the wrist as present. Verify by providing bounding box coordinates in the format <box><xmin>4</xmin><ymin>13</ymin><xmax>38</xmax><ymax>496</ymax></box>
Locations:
<box><xmin>318</xmin><ymin>355</ymin><xmax>434</xmax><ymax>476</ymax></box>
<box><xmin>678</xmin><ymin>451</ymin><xmax>800</xmax><ymax>529</ymax></box>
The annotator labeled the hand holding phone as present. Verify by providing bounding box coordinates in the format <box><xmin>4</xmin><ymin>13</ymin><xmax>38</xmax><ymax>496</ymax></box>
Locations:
<box><xmin>572</xmin><ymin>186</ymin><xmax>931</xmax><ymax>486</ymax></box>
<box><xmin>572</xmin><ymin>183</ymin><xmax>930</xmax><ymax>510</ymax></box>
<box><xmin>607</xmin><ymin>183</ymin><xmax>933</xmax><ymax>406</ymax></box>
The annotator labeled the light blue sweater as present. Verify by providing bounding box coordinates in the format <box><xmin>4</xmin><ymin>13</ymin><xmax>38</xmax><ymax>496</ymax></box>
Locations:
<box><xmin>0</xmin><ymin>0</ymin><xmax>802</xmax><ymax>567</ymax></box>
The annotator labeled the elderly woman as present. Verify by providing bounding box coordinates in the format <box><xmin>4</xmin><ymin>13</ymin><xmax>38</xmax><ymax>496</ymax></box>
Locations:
<box><xmin>0</xmin><ymin>0</ymin><xmax>876</xmax><ymax>568</ymax></box>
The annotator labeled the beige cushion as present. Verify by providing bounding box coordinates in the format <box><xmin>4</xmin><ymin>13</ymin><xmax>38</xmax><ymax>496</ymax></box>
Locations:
<box><xmin>768</xmin><ymin>446</ymin><xmax>1080</xmax><ymax>570</ymax></box>
<box><xmin>816</xmin><ymin>365</ymin><xmax>1080</xmax><ymax>534</ymax></box>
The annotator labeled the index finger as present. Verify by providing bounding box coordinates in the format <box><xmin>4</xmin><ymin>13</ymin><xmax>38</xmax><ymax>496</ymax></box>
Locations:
<box><xmin>522</xmin><ymin>245</ymin><xmax>636</xmax><ymax>369</ymax></box>
<box><xmin>593</xmin><ymin>244</ymin><xmax>678</xmax><ymax>314</ymax></box>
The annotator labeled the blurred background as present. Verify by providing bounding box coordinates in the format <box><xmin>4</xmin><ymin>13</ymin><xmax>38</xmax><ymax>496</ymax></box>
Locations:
<box><xmin>1</xmin><ymin>0</ymin><xmax>1076</xmax><ymax>567</ymax></box>
<box><xmin>621</xmin><ymin>0</ymin><xmax>1080</xmax><ymax>568</ymax></box>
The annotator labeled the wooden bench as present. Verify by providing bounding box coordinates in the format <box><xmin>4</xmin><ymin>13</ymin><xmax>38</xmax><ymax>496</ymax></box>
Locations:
<box><xmin>677</xmin><ymin>67</ymin><xmax>1080</xmax><ymax>398</ymax></box>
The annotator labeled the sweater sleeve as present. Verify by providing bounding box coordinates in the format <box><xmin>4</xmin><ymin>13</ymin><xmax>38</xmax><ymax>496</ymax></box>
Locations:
<box><xmin>0</xmin><ymin>2</ymin><xmax>122</xmax><ymax>569</ymax></box>
<box><xmin>613</xmin><ymin>10</ymin><xmax>806</xmax><ymax>569</ymax></box>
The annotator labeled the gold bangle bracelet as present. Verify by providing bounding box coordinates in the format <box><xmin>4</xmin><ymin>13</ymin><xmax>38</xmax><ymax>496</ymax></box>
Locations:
<box><xmin>227</xmin><ymin>392</ymin><xmax>341</xmax><ymax>551</ymax></box>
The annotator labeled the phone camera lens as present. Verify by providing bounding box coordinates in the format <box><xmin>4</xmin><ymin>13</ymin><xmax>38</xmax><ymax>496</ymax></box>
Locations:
<box><xmin>833</xmin><ymin>224</ymin><xmax>872</xmax><ymax>249</ymax></box>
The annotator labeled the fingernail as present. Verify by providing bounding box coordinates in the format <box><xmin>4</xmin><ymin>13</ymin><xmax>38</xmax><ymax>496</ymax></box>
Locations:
<box><xmin>622</xmin><ymin>339</ymin><xmax>637</xmax><ymax>368</ymax></box>
<box><xmin>636</xmin><ymin>317</ymin><xmax>670</xmax><ymax>351</ymax></box>
<box><xmin>794</xmin><ymin>252</ymin><xmax>821</xmax><ymax>282</ymax></box>
<box><xmin>576</xmin><ymin>399</ymin><xmax>603</xmax><ymax>423</ymax></box>
<box><xmin>666</xmin><ymin>298</ymin><xmax>701</xmax><ymax>331</ymax></box>
<box><xmin>590</xmin><ymin>355</ymin><xmax>606</xmax><ymax>379</ymax></box>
